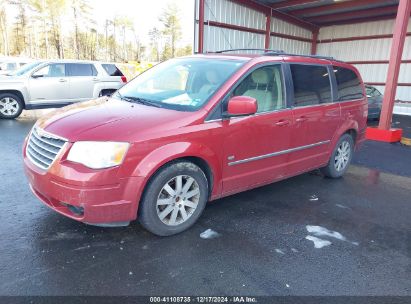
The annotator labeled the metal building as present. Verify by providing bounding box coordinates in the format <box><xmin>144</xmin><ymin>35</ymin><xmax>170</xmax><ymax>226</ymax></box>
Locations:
<box><xmin>194</xmin><ymin>0</ymin><xmax>411</xmax><ymax>142</ymax></box>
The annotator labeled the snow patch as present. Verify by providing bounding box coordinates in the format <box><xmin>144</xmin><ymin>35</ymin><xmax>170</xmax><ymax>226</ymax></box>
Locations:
<box><xmin>306</xmin><ymin>225</ymin><xmax>347</xmax><ymax>241</ymax></box>
<box><xmin>275</xmin><ymin>249</ymin><xmax>285</xmax><ymax>255</ymax></box>
<box><xmin>306</xmin><ymin>225</ymin><xmax>359</xmax><ymax>246</ymax></box>
<box><xmin>305</xmin><ymin>235</ymin><xmax>331</xmax><ymax>248</ymax></box>
<box><xmin>309</xmin><ymin>195</ymin><xmax>319</xmax><ymax>201</ymax></box>
<box><xmin>200</xmin><ymin>229</ymin><xmax>221</xmax><ymax>239</ymax></box>
<box><xmin>336</xmin><ymin>204</ymin><xmax>349</xmax><ymax>209</ymax></box>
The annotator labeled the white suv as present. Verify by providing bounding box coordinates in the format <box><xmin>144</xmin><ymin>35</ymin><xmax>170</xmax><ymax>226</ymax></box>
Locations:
<box><xmin>0</xmin><ymin>60</ymin><xmax>127</xmax><ymax>119</ymax></box>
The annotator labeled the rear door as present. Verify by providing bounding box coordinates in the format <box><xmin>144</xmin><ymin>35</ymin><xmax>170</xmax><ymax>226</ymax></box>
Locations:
<box><xmin>66</xmin><ymin>63</ymin><xmax>98</xmax><ymax>101</ymax></box>
<box><xmin>287</xmin><ymin>63</ymin><xmax>341</xmax><ymax>173</ymax></box>
<box><xmin>28</xmin><ymin>63</ymin><xmax>70</xmax><ymax>104</ymax></box>
<box><xmin>222</xmin><ymin>63</ymin><xmax>294</xmax><ymax>195</ymax></box>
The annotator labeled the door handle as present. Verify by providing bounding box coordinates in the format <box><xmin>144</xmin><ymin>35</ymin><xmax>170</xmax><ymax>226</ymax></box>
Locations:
<box><xmin>58</xmin><ymin>78</ymin><xmax>67</xmax><ymax>82</ymax></box>
<box><xmin>296</xmin><ymin>116</ymin><xmax>308</xmax><ymax>122</ymax></box>
<box><xmin>92</xmin><ymin>78</ymin><xmax>99</xmax><ymax>82</ymax></box>
<box><xmin>275</xmin><ymin>119</ymin><xmax>290</xmax><ymax>126</ymax></box>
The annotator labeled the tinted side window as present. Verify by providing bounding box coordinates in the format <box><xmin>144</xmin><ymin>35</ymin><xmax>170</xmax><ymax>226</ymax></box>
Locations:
<box><xmin>232</xmin><ymin>64</ymin><xmax>285</xmax><ymax>113</ymax></box>
<box><xmin>290</xmin><ymin>64</ymin><xmax>332</xmax><ymax>107</ymax></box>
<box><xmin>333</xmin><ymin>66</ymin><xmax>363</xmax><ymax>101</ymax></box>
<box><xmin>67</xmin><ymin>63</ymin><xmax>94</xmax><ymax>76</ymax></box>
<box><xmin>102</xmin><ymin>64</ymin><xmax>124</xmax><ymax>76</ymax></box>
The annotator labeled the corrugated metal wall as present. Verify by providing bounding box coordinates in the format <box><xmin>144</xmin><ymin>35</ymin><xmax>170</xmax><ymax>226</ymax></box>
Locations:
<box><xmin>195</xmin><ymin>0</ymin><xmax>312</xmax><ymax>54</ymax></box>
<box><xmin>270</xmin><ymin>17</ymin><xmax>311</xmax><ymax>54</ymax></box>
<box><xmin>318</xmin><ymin>19</ymin><xmax>411</xmax><ymax>101</ymax></box>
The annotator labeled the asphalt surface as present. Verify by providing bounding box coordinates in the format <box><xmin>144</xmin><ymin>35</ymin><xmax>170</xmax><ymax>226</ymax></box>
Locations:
<box><xmin>0</xmin><ymin>111</ymin><xmax>410</xmax><ymax>296</ymax></box>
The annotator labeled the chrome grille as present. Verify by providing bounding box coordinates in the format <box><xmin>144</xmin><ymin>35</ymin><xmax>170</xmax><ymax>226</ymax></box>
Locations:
<box><xmin>26</xmin><ymin>127</ymin><xmax>66</xmax><ymax>170</ymax></box>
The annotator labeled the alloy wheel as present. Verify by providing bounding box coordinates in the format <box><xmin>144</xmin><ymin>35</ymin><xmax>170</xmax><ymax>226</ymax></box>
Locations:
<box><xmin>156</xmin><ymin>175</ymin><xmax>200</xmax><ymax>226</ymax></box>
<box><xmin>0</xmin><ymin>97</ymin><xmax>19</xmax><ymax>117</ymax></box>
<box><xmin>334</xmin><ymin>140</ymin><xmax>351</xmax><ymax>172</ymax></box>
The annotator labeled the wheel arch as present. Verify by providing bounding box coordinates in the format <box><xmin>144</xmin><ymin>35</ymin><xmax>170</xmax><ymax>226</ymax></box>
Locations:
<box><xmin>131</xmin><ymin>142</ymin><xmax>222</xmax><ymax>203</ymax></box>
<box><xmin>0</xmin><ymin>90</ymin><xmax>25</xmax><ymax>107</ymax></box>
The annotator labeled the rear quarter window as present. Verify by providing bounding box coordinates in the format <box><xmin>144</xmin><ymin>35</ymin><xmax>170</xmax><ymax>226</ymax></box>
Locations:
<box><xmin>333</xmin><ymin>66</ymin><xmax>364</xmax><ymax>101</ymax></box>
<box><xmin>102</xmin><ymin>64</ymin><xmax>124</xmax><ymax>76</ymax></box>
<box><xmin>67</xmin><ymin>63</ymin><xmax>96</xmax><ymax>76</ymax></box>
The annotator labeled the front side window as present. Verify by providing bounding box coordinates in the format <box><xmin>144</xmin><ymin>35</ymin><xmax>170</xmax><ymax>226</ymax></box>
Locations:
<box><xmin>33</xmin><ymin>63</ymin><xmax>66</xmax><ymax>77</ymax></box>
<box><xmin>67</xmin><ymin>63</ymin><xmax>96</xmax><ymax>76</ymax></box>
<box><xmin>290</xmin><ymin>64</ymin><xmax>332</xmax><ymax>107</ymax></box>
<box><xmin>334</xmin><ymin>66</ymin><xmax>364</xmax><ymax>101</ymax></box>
<box><xmin>11</xmin><ymin>61</ymin><xmax>43</xmax><ymax>76</ymax></box>
<box><xmin>366</xmin><ymin>86</ymin><xmax>382</xmax><ymax>97</ymax></box>
<box><xmin>231</xmin><ymin>65</ymin><xmax>285</xmax><ymax>113</ymax></box>
<box><xmin>116</xmin><ymin>58</ymin><xmax>245</xmax><ymax>112</ymax></box>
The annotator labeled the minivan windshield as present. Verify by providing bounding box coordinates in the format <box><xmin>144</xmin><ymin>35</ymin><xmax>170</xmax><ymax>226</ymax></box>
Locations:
<box><xmin>9</xmin><ymin>61</ymin><xmax>43</xmax><ymax>76</ymax></box>
<box><xmin>115</xmin><ymin>57</ymin><xmax>245</xmax><ymax>111</ymax></box>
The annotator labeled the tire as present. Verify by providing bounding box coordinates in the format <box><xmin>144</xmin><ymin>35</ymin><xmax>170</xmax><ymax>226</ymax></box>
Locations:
<box><xmin>0</xmin><ymin>93</ymin><xmax>24</xmax><ymax>119</ymax></box>
<box><xmin>99</xmin><ymin>89</ymin><xmax>115</xmax><ymax>97</ymax></box>
<box><xmin>320</xmin><ymin>134</ymin><xmax>354</xmax><ymax>178</ymax></box>
<box><xmin>138</xmin><ymin>161</ymin><xmax>209</xmax><ymax>236</ymax></box>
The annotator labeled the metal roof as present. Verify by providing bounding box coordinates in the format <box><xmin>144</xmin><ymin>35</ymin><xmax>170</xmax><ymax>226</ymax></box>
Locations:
<box><xmin>253</xmin><ymin>0</ymin><xmax>401</xmax><ymax>27</ymax></box>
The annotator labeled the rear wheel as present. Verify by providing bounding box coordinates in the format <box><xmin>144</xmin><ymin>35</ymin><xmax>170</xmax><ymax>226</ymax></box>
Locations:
<box><xmin>138</xmin><ymin>161</ymin><xmax>209</xmax><ymax>236</ymax></box>
<box><xmin>0</xmin><ymin>93</ymin><xmax>24</xmax><ymax>119</ymax></box>
<box><xmin>321</xmin><ymin>134</ymin><xmax>354</xmax><ymax>178</ymax></box>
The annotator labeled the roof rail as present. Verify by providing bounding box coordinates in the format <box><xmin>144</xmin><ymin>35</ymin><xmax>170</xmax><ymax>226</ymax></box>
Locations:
<box><xmin>265</xmin><ymin>52</ymin><xmax>337</xmax><ymax>61</ymax></box>
<box><xmin>209</xmin><ymin>48</ymin><xmax>338</xmax><ymax>61</ymax></box>
<box><xmin>211</xmin><ymin>48</ymin><xmax>286</xmax><ymax>54</ymax></box>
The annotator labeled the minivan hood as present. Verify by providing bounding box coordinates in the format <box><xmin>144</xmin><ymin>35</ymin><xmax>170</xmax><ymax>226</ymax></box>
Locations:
<box><xmin>37</xmin><ymin>97</ymin><xmax>200</xmax><ymax>142</ymax></box>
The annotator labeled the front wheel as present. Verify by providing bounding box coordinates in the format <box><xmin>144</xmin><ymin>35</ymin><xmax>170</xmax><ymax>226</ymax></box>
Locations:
<box><xmin>138</xmin><ymin>161</ymin><xmax>209</xmax><ymax>236</ymax></box>
<box><xmin>321</xmin><ymin>134</ymin><xmax>354</xmax><ymax>178</ymax></box>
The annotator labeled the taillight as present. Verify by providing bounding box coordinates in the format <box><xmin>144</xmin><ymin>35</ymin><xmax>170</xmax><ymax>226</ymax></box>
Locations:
<box><xmin>121</xmin><ymin>76</ymin><xmax>127</xmax><ymax>83</ymax></box>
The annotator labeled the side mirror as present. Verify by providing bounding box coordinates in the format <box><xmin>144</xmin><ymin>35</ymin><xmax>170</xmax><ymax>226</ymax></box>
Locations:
<box><xmin>31</xmin><ymin>73</ymin><xmax>44</xmax><ymax>78</ymax></box>
<box><xmin>226</xmin><ymin>96</ymin><xmax>257</xmax><ymax>117</ymax></box>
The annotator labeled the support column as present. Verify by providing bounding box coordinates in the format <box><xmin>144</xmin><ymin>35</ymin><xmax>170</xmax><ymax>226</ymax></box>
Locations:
<box><xmin>311</xmin><ymin>30</ymin><xmax>318</xmax><ymax>55</ymax></box>
<box><xmin>265</xmin><ymin>11</ymin><xmax>272</xmax><ymax>50</ymax></box>
<box><xmin>366</xmin><ymin>0</ymin><xmax>410</xmax><ymax>142</ymax></box>
<box><xmin>198</xmin><ymin>0</ymin><xmax>205</xmax><ymax>53</ymax></box>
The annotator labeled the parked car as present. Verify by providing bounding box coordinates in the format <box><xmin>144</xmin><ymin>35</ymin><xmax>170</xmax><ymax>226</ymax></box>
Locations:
<box><xmin>0</xmin><ymin>57</ymin><xmax>32</xmax><ymax>76</ymax></box>
<box><xmin>23</xmin><ymin>51</ymin><xmax>367</xmax><ymax>236</ymax></box>
<box><xmin>0</xmin><ymin>60</ymin><xmax>127</xmax><ymax>119</ymax></box>
<box><xmin>365</xmin><ymin>85</ymin><xmax>383</xmax><ymax>120</ymax></box>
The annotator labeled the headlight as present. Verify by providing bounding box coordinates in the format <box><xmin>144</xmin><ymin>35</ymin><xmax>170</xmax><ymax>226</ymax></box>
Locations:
<box><xmin>67</xmin><ymin>141</ymin><xmax>129</xmax><ymax>169</ymax></box>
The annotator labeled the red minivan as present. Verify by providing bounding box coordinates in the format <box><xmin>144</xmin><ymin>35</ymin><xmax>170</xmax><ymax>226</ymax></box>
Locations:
<box><xmin>23</xmin><ymin>50</ymin><xmax>367</xmax><ymax>236</ymax></box>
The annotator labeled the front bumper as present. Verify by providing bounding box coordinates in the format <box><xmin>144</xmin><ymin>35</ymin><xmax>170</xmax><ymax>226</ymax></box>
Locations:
<box><xmin>23</xmin><ymin>143</ymin><xmax>145</xmax><ymax>225</ymax></box>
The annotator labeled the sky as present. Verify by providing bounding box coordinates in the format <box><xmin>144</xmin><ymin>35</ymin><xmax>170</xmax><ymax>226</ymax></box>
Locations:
<box><xmin>88</xmin><ymin>0</ymin><xmax>195</xmax><ymax>46</ymax></box>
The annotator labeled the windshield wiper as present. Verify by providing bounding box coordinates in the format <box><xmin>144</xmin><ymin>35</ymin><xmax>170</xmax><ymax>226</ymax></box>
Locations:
<box><xmin>120</xmin><ymin>95</ymin><xmax>162</xmax><ymax>108</ymax></box>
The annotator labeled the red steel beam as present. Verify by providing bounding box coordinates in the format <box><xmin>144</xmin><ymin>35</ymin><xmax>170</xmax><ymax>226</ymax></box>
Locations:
<box><xmin>230</xmin><ymin>0</ymin><xmax>318</xmax><ymax>31</ymax></box>
<box><xmin>207</xmin><ymin>20</ymin><xmax>265</xmax><ymax>35</ymax></box>
<box><xmin>265</xmin><ymin>13</ymin><xmax>271</xmax><ymax>49</ymax></box>
<box><xmin>289</xmin><ymin>0</ymin><xmax>391</xmax><ymax>17</ymax></box>
<box><xmin>317</xmin><ymin>14</ymin><xmax>398</xmax><ymax>27</ymax></box>
<box><xmin>311</xmin><ymin>30</ymin><xmax>318</xmax><ymax>55</ymax></box>
<box><xmin>318</xmin><ymin>33</ymin><xmax>411</xmax><ymax>44</ymax></box>
<box><xmin>348</xmin><ymin>60</ymin><xmax>411</xmax><ymax>64</ymax></box>
<box><xmin>305</xmin><ymin>5</ymin><xmax>399</xmax><ymax>23</ymax></box>
<box><xmin>379</xmin><ymin>0</ymin><xmax>411</xmax><ymax>130</ymax></box>
<box><xmin>198</xmin><ymin>0</ymin><xmax>205</xmax><ymax>53</ymax></box>
<box><xmin>270</xmin><ymin>0</ymin><xmax>318</xmax><ymax>10</ymax></box>
<box><xmin>206</xmin><ymin>20</ymin><xmax>312</xmax><ymax>43</ymax></box>
<box><xmin>366</xmin><ymin>82</ymin><xmax>411</xmax><ymax>87</ymax></box>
